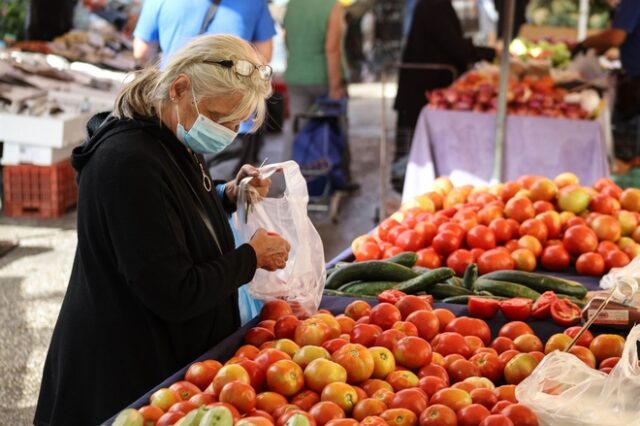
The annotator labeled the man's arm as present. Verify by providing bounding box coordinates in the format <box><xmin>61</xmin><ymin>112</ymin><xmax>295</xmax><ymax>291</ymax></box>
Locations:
<box><xmin>581</xmin><ymin>28</ymin><xmax>628</xmax><ymax>55</ymax></box>
<box><xmin>326</xmin><ymin>2</ymin><xmax>345</xmax><ymax>100</ymax></box>
<box><xmin>253</xmin><ymin>39</ymin><xmax>273</xmax><ymax>63</ymax></box>
<box><xmin>133</xmin><ymin>37</ymin><xmax>159</xmax><ymax>66</ymax></box>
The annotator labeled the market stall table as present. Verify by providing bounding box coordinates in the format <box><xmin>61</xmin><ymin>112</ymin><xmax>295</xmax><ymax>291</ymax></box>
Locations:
<box><xmin>105</xmin><ymin>270</ymin><xmax>623</xmax><ymax>425</ymax></box>
<box><xmin>401</xmin><ymin>108</ymin><xmax>610</xmax><ymax>203</ymax></box>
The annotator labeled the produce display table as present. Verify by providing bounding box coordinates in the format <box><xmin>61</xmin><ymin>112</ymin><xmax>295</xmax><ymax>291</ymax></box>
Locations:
<box><xmin>401</xmin><ymin>108</ymin><xmax>610</xmax><ymax>203</ymax></box>
<box><xmin>105</xmin><ymin>268</ymin><xmax>621</xmax><ymax>425</ymax></box>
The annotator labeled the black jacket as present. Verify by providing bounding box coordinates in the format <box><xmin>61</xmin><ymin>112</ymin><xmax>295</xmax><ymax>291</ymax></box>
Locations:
<box><xmin>34</xmin><ymin>113</ymin><xmax>257</xmax><ymax>425</ymax></box>
<box><xmin>394</xmin><ymin>0</ymin><xmax>495</xmax><ymax>123</ymax></box>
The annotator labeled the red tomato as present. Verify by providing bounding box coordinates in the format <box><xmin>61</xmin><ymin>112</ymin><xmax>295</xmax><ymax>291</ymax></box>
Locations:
<box><xmin>599</xmin><ymin>356</ymin><xmax>621</xmax><ymax>369</ymax></box>
<box><xmin>605</xmin><ymin>250</ymin><xmax>631</xmax><ymax>270</ymax></box>
<box><xmin>501</xmin><ymin>404</ymin><xmax>539</xmax><ymax>426</ymax></box>
<box><xmin>394</xmin><ymin>336</ymin><xmax>433</xmax><ymax>369</ymax></box>
<box><xmin>219</xmin><ymin>381</ymin><xmax>256</xmax><ymax>413</ymax></box>
<box><xmin>386</xmin><ymin>370</ymin><xmax>420</xmax><ymax>392</ymax></box>
<box><xmin>291</xmin><ymin>390</ymin><xmax>321</xmax><ymax>411</ymax></box>
<box><xmin>255</xmin><ymin>392</ymin><xmax>288</xmax><ymax>415</ymax></box>
<box><xmin>431</xmin><ymin>332</ymin><xmax>472</xmax><ymax>358</ymax></box>
<box><xmin>415</xmin><ymin>248</ymin><xmax>442</xmax><ymax>268</ymax></box>
<box><xmin>395</xmin><ymin>296</ymin><xmax>430</xmax><ymax>320</ymax></box>
<box><xmin>478</xmin><ymin>249</ymin><xmax>515</xmax><ymax>275</ymax></box>
<box><xmin>518</xmin><ymin>219</ymin><xmax>548</xmax><ymax>243</ymax></box>
<box><xmin>444</xmin><ymin>317</ymin><xmax>491</xmax><ymax>345</ymax></box>
<box><xmin>352</xmin><ymin>399</ymin><xmax>386</xmax><ymax>421</ymax></box>
<box><xmin>418</xmin><ymin>376</ymin><xmax>447</xmax><ymax>399</ymax></box>
<box><xmin>369</xmin><ymin>303</ymin><xmax>402</xmax><ymax>331</ymax></box>
<box><xmin>374</xmin><ymin>329</ymin><xmax>406</xmax><ymax>351</ymax></box>
<box><xmin>390</xmin><ymin>388</ymin><xmax>428</xmax><ymax>417</ymax></box>
<box><xmin>540</xmin><ymin>245</ymin><xmax>570</xmax><ymax>271</ymax></box>
<box><xmin>563</xmin><ymin>326</ymin><xmax>594</xmax><ymax>348</ymax></box>
<box><xmin>550</xmin><ymin>299</ymin><xmax>581</xmax><ymax>326</ymax></box>
<box><xmin>433</xmin><ymin>309</ymin><xmax>455</xmax><ymax>332</ymax></box>
<box><xmin>332</xmin><ymin>343</ymin><xmax>375</xmax><ymax>383</ymax></box>
<box><xmin>446</xmin><ymin>249</ymin><xmax>475</xmax><ymax>276</ymax></box>
<box><xmin>396</xmin><ymin>230</ymin><xmax>426</xmax><ymax>252</ymax></box>
<box><xmin>378</xmin><ymin>219</ymin><xmax>401</xmax><ymax>242</ymax></box>
<box><xmin>378</xmin><ymin>290</ymin><xmax>407</xmax><ymax>305</ymax></box>
<box><xmin>185</xmin><ymin>362</ymin><xmax>220</xmax><ymax>391</ymax></box>
<box><xmin>499</xmin><ymin>298</ymin><xmax>532</xmax><ymax>321</ymax></box>
<box><xmin>457</xmin><ymin>403</ymin><xmax>491</xmax><ymax>426</ymax></box>
<box><xmin>479</xmin><ymin>415</ymin><xmax>515</xmax><ymax>426</ymax></box>
<box><xmin>383</xmin><ymin>246</ymin><xmax>403</xmax><ymax>259</ymax></box>
<box><xmin>429</xmin><ymin>388</ymin><xmax>473</xmax><ymax>413</ymax></box>
<box><xmin>245</xmin><ymin>327</ymin><xmax>276</xmax><ymax>349</ymax></box>
<box><xmin>351</xmin><ymin>324</ymin><xmax>383</xmax><ymax>347</ymax></box>
<box><xmin>380</xmin><ymin>408</ymin><xmax>418</xmax><ymax>426</ymax></box>
<box><xmin>589</xmin><ymin>334</ymin><xmax>626</xmax><ymax>364</ymax></box>
<box><xmin>470</xmin><ymin>388</ymin><xmax>498</xmax><ymax>410</ymax></box>
<box><xmin>466</xmin><ymin>225</ymin><xmax>497</xmax><ymax>250</ymax></box>
<box><xmin>432</xmin><ymin>231</ymin><xmax>462</xmax><ymax>256</ymax></box>
<box><xmin>530</xmin><ymin>291</ymin><xmax>557</xmax><ymax>319</ymax></box>
<box><xmin>419</xmin><ymin>404</ymin><xmax>458</xmax><ymax>426</ymax></box>
<box><xmin>563</xmin><ymin>225</ymin><xmax>598</xmax><ymax>256</ymax></box>
<box><xmin>490</xmin><ymin>337</ymin><xmax>516</xmax><ymax>354</ymax></box>
<box><xmin>447</xmin><ymin>359</ymin><xmax>481</xmax><ymax>383</ymax></box>
<box><xmin>414</xmin><ymin>221</ymin><xmax>438</xmax><ymax>246</ymax></box>
<box><xmin>513</xmin><ymin>334</ymin><xmax>543</xmax><ymax>353</ymax></box>
<box><xmin>499</xmin><ymin>322</ymin><xmax>534</xmax><ymax>340</ymax></box>
<box><xmin>575</xmin><ymin>252</ymin><xmax>606</xmax><ymax>276</ymax></box>
<box><xmin>493</xmin><ymin>385</ymin><xmax>517</xmax><ymax>404</ymax></box>
<box><xmin>467</xmin><ymin>297</ymin><xmax>500</xmax><ymax>320</ymax></box>
<box><xmin>406</xmin><ymin>310</ymin><xmax>440</xmax><ymax>341</ymax></box>
<box><xmin>489</xmin><ymin>218</ymin><xmax>513</xmax><ymax>243</ymax></box>
<box><xmin>355</xmin><ymin>242</ymin><xmax>382</xmax><ymax>262</ymax></box>
<box><xmin>266</xmin><ymin>360</ymin><xmax>304</xmax><ymax>397</ymax></box>
<box><xmin>418</xmin><ymin>363</ymin><xmax>450</xmax><ymax>384</ymax></box>
<box><xmin>469</xmin><ymin>352</ymin><xmax>503</xmax><ymax>383</ymax></box>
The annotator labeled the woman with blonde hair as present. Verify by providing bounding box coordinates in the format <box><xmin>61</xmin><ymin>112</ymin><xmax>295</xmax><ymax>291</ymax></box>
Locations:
<box><xmin>34</xmin><ymin>34</ymin><xmax>290</xmax><ymax>426</ymax></box>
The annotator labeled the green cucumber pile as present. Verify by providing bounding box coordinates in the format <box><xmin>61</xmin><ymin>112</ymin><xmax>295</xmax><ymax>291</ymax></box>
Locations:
<box><xmin>323</xmin><ymin>254</ymin><xmax>587</xmax><ymax>307</ymax></box>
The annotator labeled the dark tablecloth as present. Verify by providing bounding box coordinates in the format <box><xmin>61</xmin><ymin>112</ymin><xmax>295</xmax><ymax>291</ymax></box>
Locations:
<box><xmin>105</xmin><ymin>249</ymin><xmax>624</xmax><ymax>425</ymax></box>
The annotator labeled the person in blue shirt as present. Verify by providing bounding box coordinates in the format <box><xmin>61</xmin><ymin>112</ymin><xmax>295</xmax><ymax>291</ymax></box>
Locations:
<box><xmin>132</xmin><ymin>0</ymin><xmax>276</xmax><ymax>176</ymax></box>
<box><xmin>577</xmin><ymin>0</ymin><xmax>640</xmax><ymax>117</ymax></box>
<box><xmin>132</xmin><ymin>0</ymin><xmax>276</xmax><ymax>70</ymax></box>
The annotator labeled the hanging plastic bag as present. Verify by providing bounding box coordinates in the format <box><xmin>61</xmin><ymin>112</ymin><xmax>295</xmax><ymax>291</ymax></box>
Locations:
<box><xmin>515</xmin><ymin>324</ymin><xmax>640</xmax><ymax>426</ymax></box>
<box><xmin>233</xmin><ymin>161</ymin><xmax>325</xmax><ymax>317</ymax></box>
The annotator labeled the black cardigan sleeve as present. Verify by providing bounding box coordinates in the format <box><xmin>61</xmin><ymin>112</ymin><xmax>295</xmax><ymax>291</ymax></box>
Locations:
<box><xmin>99</xmin><ymin>149</ymin><xmax>257</xmax><ymax>323</ymax></box>
<box><xmin>432</xmin><ymin>1</ymin><xmax>481</xmax><ymax>70</ymax></box>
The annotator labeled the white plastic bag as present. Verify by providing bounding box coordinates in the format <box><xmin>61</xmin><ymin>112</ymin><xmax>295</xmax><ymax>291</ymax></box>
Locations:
<box><xmin>516</xmin><ymin>324</ymin><xmax>640</xmax><ymax>426</ymax></box>
<box><xmin>233</xmin><ymin>161</ymin><xmax>325</xmax><ymax>317</ymax></box>
<box><xmin>600</xmin><ymin>255</ymin><xmax>640</xmax><ymax>297</ymax></box>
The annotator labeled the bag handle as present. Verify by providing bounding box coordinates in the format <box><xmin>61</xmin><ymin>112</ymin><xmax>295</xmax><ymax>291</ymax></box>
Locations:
<box><xmin>260</xmin><ymin>161</ymin><xmax>309</xmax><ymax>202</ymax></box>
<box><xmin>200</xmin><ymin>0</ymin><xmax>222</xmax><ymax>35</ymax></box>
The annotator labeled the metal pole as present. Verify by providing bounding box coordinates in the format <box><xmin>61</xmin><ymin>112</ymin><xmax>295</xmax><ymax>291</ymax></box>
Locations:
<box><xmin>577</xmin><ymin>0</ymin><xmax>589</xmax><ymax>42</ymax></box>
<box><xmin>492</xmin><ymin>0</ymin><xmax>515</xmax><ymax>184</ymax></box>
<box><xmin>379</xmin><ymin>64</ymin><xmax>388</xmax><ymax>222</ymax></box>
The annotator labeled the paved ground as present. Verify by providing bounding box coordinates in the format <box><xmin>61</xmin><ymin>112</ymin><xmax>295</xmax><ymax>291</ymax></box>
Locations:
<box><xmin>0</xmin><ymin>82</ymin><xmax>398</xmax><ymax>425</ymax></box>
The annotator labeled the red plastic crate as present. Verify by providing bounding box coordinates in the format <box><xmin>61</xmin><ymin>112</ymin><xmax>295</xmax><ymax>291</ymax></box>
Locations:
<box><xmin>3</xmin><ymin>159</ymin><xmax>78</xmax><ymax>218</ymax></box>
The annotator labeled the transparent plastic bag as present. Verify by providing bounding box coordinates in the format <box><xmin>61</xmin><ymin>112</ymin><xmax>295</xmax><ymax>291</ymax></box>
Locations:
<box><xmin>516</xmin><ymin>324</ymin><xmax>640</xmax><ymax>426</ymax></box>
<box><xmin>233</xmin><ymin>161</ymin><xmax>325</xmax><ymax>317</ymax></box>
<box><xmin>600</xmin><ymin>255</ymin><xmax>640</xmax><ymax>301</ymax></box>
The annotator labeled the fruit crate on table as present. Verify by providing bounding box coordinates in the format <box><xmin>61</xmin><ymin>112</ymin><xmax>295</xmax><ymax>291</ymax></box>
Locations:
<box><xmin>2</xmin><ymin>159</ymin><xmax>78</xmax><ymax>218</ymax></box>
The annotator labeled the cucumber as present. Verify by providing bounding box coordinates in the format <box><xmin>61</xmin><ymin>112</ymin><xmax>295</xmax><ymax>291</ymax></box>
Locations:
<box><xmin>441</xmin><ymin>294</ymin><xmax>508</xmax><ymax>304</ymax></box>
<box><xmin>473</xmin><ymin>278</ymin><xmax>541</xmax><ymax>301</ymax></box>
<box><xmin>481</xmin><ymin>270</ymin><xmax>587</xmax><ymax>298</ymax></box>
<box><xmin>337</xmin><ymin>281</ymin><xmax>365</xmax><ymax>291</ymax></box>
<box><xmin>429</xmin><ymin>283</ymin><xmax>473</xmax><ymax>299</ymax></box>
<box><xmin>323</xmin><ymin>289</ymin><xmax>359</xmax><ymax>297</ymax></box>
<box><xmin>413</xmin><ymin>266</ymin><xmax>431</xmax><ymax>274</ymax></box>
<box><xmin>385</xmin><ymin>252</ymin><xmax>419</xmax><ymax>268</ymax></box>
<box><xmin>556</xmin><ymin>293</ymin><xmax>586</xmax><ymax>308</ymax></box>
<box><xmin>326</xmin><ymin>261</ymin><xmax>351</xmax><ymax>277</ymax></box>
<box><xmin>324</xmin><ymin>261</ymin><xmax>419</xmax><ymax>289</ymax></box>
<box><xmin>462</xmin><ymin>264</ymin><xmax>478</xmax><ymax>290</ymax></box>
<box><xmin>394</xmin><ymin>267</ymin><xmax>455</xmax><ymax>294</ymax></box>
<box><xmin>446</xmin><ymin>276</ymin><xmax>464</xmax><ymax>287</ymax></box>
<box><xmin>474</xmin><ymin>290</ymin><xmax>495</xmax><ymax>296</ymax></box>
<box><xmin>342</xmin><ymin>281</ymin><xmax>399</xmax><ymax>296</ymax></box>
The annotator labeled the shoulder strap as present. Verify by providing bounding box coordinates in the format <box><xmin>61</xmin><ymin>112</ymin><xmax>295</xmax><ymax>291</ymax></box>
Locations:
<box><xmin>200</xmin><ymin>0</ymin><xmax>223</xmax><ymax>34</ymax></box>
<box><xmin>156</xmin><ymin>140</ymin><xmax>224</xmax><ymax>255</ymax></box>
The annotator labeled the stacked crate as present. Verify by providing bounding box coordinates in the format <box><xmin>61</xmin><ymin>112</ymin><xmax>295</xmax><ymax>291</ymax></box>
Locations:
<box><xmin>1</xmin><ymin>110</ymin><xmax>92</xmax><ymax>217</ymax></box>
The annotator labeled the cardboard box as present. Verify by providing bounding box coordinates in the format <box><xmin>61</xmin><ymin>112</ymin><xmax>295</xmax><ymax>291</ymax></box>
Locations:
<box><xmin>0</xmin><ymin>110</ymin><xmax>92</xmax><ymax>148</ymax></box>
<box><xmin>1</xmin><ymin>142</ymin><xmax>75</xmax><ymax>166</ymax></box>
<box><xmin>519</xmin><ymin>24</ymin><xmax>599</xmax><ymax>42</ymax></box>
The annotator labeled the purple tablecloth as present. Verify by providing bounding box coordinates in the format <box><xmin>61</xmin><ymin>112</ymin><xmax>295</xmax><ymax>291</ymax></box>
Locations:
<box><xmin>402</xmin><ymin>108</ymin><xmax>610</xmax><ymax>203</ymax></box>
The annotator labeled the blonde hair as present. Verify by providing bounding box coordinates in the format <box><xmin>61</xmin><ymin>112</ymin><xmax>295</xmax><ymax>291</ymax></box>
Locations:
<box><xmin>114</xmin><ymin>34</ymin><xmax>272</xmax><ymax>130</ymax></box>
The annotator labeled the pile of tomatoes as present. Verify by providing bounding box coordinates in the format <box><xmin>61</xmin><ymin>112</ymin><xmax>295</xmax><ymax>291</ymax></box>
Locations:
<box><xmin>132</xmin><ymin>298</ymin><xmax>627</xmax><ymax>426</ymax></box>
<box><xmin>352</xmin><ymin>174</ymin><xmax>640</xmax><ymax>277</ymax></box>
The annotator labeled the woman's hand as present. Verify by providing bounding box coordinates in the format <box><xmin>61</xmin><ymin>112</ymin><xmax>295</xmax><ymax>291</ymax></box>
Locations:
<box><xmin>249</xmin><ymin>229</ymin><xmax>291</xmax><ymax>271</ymax></box>
<box><xmin>225</xmin><ymin>164</ymin><xmax>272</xmax><ymax>205</ymax></box>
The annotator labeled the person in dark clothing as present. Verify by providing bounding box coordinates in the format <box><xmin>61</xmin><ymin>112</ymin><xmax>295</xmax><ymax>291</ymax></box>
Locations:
<box><xmin>393</xmin><ymin>0</ymin><xmax>495</xmax><ymax>162</ymax></box>
<box><xmin>26</xmin><ymin>0</ymin><xmax>77</xmax><ymax>41</ymax></box>
<box><xmin>494</xmin><ymin>0</ymin><xmax>528</xmax><ymax>39</ymax></box>
<box><xmin>34</xmin><ymin>34</ymin><xmax>290</xmax><ymax>426</ymax></box>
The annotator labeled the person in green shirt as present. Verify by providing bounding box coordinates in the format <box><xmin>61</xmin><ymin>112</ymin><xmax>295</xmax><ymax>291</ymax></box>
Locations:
<box><xmin>282</xmin><ymin>0</ymin><xmax>346</xmax><ymax>160</ymax></box>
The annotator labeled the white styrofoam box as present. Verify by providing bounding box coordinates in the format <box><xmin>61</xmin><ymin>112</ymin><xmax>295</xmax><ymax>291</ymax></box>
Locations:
<box><xmin>1</xmin><ymin>142</ymin><xmax>75</xmax><ymax>166</ymax></box>
<box><xmin>0</xmin><ymin>110</ymin><xmax>93</xmax><ymax>148</ymax></box>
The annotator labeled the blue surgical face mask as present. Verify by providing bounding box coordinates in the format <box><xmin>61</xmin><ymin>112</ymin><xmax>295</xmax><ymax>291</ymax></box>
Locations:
<box><xmin>175</xmin><ymin>88</ymin><xmax>238</xmax><ymax>154</ymax></box>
